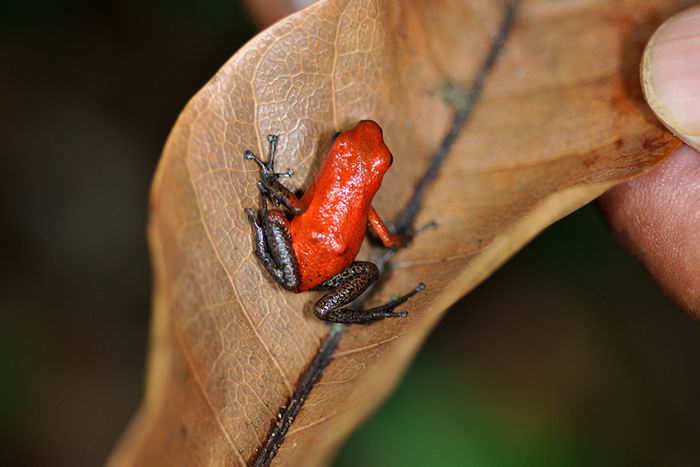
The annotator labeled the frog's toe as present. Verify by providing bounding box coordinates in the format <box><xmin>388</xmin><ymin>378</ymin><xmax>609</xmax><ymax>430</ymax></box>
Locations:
<box><xmin>386</xmin><ymin>311</ymin><xmax>408</xmax><ymax>318</ymax></box>
<box><xmin>416</xmin><ymin>221</ymin><xmax>437</xmax><ymax>233</ymax></box>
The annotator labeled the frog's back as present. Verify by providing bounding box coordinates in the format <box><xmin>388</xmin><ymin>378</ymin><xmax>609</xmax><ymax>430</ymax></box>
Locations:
<box><xmin>290</xmin><ymin>187</ymin><xmax>370</xmax><ymax>291</ymax></box>
<box><xmin>289</xmin><ymin>120</ymin><xmax>392</xmax><ymax>291</ymax></box>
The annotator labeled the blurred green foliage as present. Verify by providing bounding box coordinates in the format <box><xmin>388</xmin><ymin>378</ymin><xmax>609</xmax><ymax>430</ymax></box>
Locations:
<box><xmin>2</xmin><ymin>2</ymin><xmax>699</xmax><ymax>466</ymax></box>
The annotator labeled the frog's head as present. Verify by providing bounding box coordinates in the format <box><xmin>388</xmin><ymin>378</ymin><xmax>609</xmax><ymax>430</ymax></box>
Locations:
<box><xmin>337</xmin><ymin>120</ymin><xmax>394</xmax><ymax>177</ymax></box>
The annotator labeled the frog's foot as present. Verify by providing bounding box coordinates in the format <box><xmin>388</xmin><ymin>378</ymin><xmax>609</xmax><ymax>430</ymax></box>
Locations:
<box><xmin>326</xmin><ymin>282</ymin><xmax>425</xmax><ymax>324</ymax></box>
<box><xmin>412</xmin><ymin>221</ymin><xmax>437</xmax><ymax>236</ymax></box>
<box><xmin>387</xmin><ymin>220</ymin><xmax>436</xmax><ymax>250</ymax></box>
<box><xmin>383</xmin><ymin>216</ymin><xmax>436</xmax><ymax>242</ymax></box>
<box><xmin>245</xmin><ymin>136</ymin><xmax>305</xmax><ymax>216</ymax></box>
<box><xmin>313</xmin><ymin>261</ymin><xmax>424</xmax><ymax>324</ymax></box>
<box><xmin>376</xmin><ymin>282</ymin><xmax>425</xmax><ymax>315</ymax></box>
<box><xmin>243</xmin><ymin>134</ymin><xmax>293</xmax><ymax>180</ymax></box>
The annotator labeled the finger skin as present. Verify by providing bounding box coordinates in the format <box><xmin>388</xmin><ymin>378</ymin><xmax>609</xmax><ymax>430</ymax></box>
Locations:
<box><xmin>601</xmin><ymin>6</ymin><xmax>700</xmax><ymax>317</ymax></box>
<box><xmin>600</xmin><ymin>145</ymin><xmax>700</xmax><ymax>318</ymax></box>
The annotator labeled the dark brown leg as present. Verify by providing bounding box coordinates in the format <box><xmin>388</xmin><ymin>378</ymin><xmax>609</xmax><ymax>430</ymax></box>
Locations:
<box><xmin>312</xmin><ymin>262</ymin><xmax>424</xmax><ymax>324</ymax></box>
<box><xmin>246</xmin><ymin>194</ymin><xmax>300</xmax><ymax>291</ymax></box>
<box><xmin>244</xmin><ymin>135</ymin><xmax>305</xmax><ymax>215</ymax></box>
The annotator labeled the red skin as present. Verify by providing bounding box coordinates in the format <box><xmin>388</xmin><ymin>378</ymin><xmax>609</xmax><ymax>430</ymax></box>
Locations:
<box><xmin>288</xmin><ymin>120</ymin><xmax>402</xmax><ymax>291</ymax></box>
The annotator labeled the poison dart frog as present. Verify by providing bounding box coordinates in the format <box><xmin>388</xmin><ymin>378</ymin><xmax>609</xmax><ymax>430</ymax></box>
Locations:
<box><xmin>243</xmin><ymin>120</ymin><xmax>424</xmax><ymax>324</ymax></box>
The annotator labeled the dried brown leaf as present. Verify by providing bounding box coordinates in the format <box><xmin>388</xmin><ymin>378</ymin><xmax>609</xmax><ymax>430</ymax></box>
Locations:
<box><xmin>110</xmin><ymin>0</ymin><xmax>684</xmax><ymax>465</ymax></box>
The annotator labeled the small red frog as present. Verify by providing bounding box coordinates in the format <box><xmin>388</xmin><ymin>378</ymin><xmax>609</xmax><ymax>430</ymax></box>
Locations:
<box><xmin>244</xmin><ymin>120</ymin><xmax>424</xmax><ymax>324</ymax></box>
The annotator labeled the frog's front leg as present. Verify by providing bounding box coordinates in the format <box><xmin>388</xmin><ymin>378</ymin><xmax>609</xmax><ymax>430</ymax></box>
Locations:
<box><xmin>244</xmin><ymin>135</ymin><xmax>305</xmax><ymax>216</ymax></box>
<box><xmin>312</xmin><ymin>262</ymin><xmax>424</xmax><ymax>324</ymax></box>
<box><xmin>245</xmin><ymin>195</ymin><xmax>300</xmax><ymax>291</ymax></box>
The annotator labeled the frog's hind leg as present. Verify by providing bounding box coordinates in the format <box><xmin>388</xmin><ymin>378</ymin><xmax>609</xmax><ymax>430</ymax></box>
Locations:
<box><xmin>312</xmin><ymin>261</ymin><xmax>424</xmax><ymax>324</ymax></box>
<box><xmin>245</xmin><ymin>195</ymin><xmax>299</xmax><ymax>291</ymax></box>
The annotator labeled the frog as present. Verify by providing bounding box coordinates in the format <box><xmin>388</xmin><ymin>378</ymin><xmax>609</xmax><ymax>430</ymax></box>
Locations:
<box><xmin>244</xmin><ymin>120</ymin><xmax>424</xmax><ymax>324</ymax></box>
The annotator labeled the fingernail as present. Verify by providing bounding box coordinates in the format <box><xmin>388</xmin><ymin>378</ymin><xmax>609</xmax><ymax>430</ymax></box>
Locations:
<box><xmin>641</xmin><ymin>6</ymin><xmax>700</xmax><ymax>151</ymax></box>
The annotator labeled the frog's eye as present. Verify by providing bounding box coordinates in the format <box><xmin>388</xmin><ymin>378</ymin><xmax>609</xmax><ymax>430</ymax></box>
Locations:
<box><xmin>389</xmin><ymin>153</ymin><xmax>394</xmax><ymax>167</ymax></box>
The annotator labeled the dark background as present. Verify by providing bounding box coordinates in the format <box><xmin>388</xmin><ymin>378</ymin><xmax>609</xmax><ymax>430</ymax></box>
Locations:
<box><xmin>2</xmin><ymin>2</ymin><xmax>699</xmax><ymax>466</ymax></box>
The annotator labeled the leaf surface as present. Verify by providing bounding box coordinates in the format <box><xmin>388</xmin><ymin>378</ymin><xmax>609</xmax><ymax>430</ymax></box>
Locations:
<box><xmin>110</xmin><ymin>0</ymin><xmax>684</xmax><ymax>465</ymax></box>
